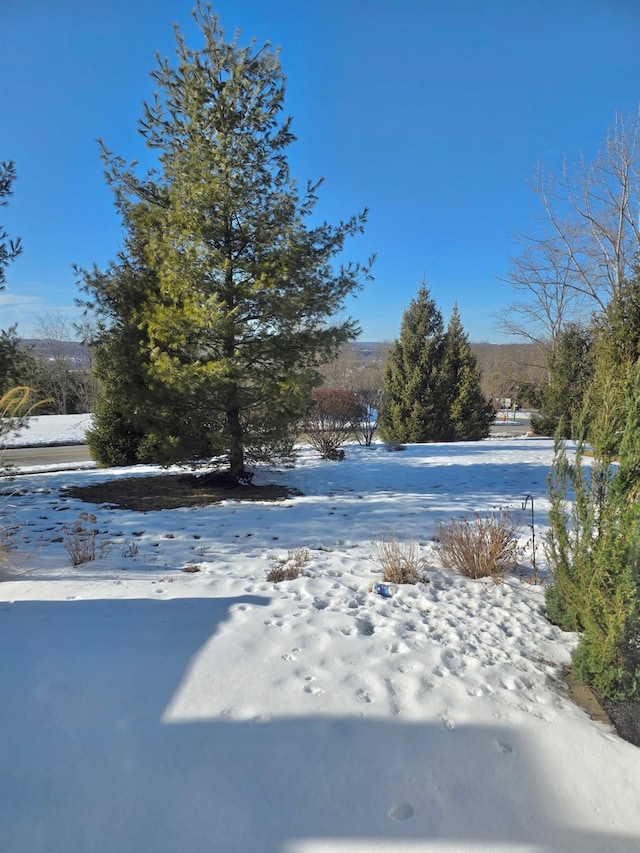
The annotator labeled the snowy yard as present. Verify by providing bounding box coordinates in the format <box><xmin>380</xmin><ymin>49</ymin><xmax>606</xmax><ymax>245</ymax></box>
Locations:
<box><xmin>1</xmin><ymin>431</ymin><xmax>639</xmax><ymax>852</ymax></box>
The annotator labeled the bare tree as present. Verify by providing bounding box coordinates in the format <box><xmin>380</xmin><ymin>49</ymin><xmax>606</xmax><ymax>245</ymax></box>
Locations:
<box><xmin>497</xmin><ymin>240</ymin><xmax>587</xmax><ymax>357</ymax></box>
<box><xmin>473</xmin><ymin>342</ymin><xmax>546</xmax><ymax>406</ymax></box>
<box><xmin>72</xmin><ymin>316</ymin><xmax>100</xmax><ymax>412</ymax></box>
<box><xmin>501</xmin><ymin>108</ymin><xmax>640</xmax><ymax>346</ymax></box>
<box><xmin>33</xmin><ymin>315</ymin><xmax>97</xmax><ymax>413</ymax></box>
<box><xmin>320</xmin><ymin>343</ymin><xmax>387</xmax><ymax>444</ymax></box>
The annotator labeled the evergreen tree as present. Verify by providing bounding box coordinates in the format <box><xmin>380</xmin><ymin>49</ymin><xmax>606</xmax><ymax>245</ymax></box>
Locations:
<box><xmin>546</xmin><ymin>364</ymin><xmax>640</xmax><ymax>698</ymax></box>
<box><xmin>379</xmin><ymin>282</ymin><xmax>447</xmax><ymax>442</ymax></box>
<box><xmin>441</xmin><ymin>305</ymin><xmax>494</xmax><ymax>440</ymax></box>
<box><xmin>531</xmin><ymin>323</ymin><xmax>595</xmax><ymax>438</ymax></box>
<box><xmin>582</xmin><ymin>267</ymin><xmax>640</xmax><ymax>457</ymax></box>
<box><xmin>79</xmin><ymin>4</ymin><xmax>371</xmax><ymax>476</ymax></box>
<box><xmin>0</xmin><ymin>326</ymin><xmax>38</xmax><ymax>397</ymax></box>
<box><xmin>81</xmin><ymin>236</ymin><xmax>201</xmax><ymax>466</ymax></box>
<box><xmin>0</xmin><ymin>160</ymin><xmax>22</xmax><ymax>289</ymax></box>
<box><xmin>0</xmin><ymin>163</ymin><xmax>30</xmax><ymax>395</ymax></box>
<box><xmin>380</xmin><ymin>287</ymin><xmax>492</xmax><ymax>443</ymax></box>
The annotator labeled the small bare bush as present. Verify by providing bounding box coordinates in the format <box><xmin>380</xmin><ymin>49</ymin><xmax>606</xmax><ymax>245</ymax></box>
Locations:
<box><xmin>304</xmin><ymin>388</ymin><xmax>364</xmax><ymax>460</ymax></box>
<box><xmin>0</xmin><ymin>530</ymin><xmax>11</xmax><ymax>567</ymax></box>
<box><xmin>267</xmin><ymin>546</ymin><xmax>310</xmax><ymax>582</ymax></box>
<box><xmin>437</xmin><ymin>510</ymin><xmax>521</xmax><ymax>580</ymax></box>
<box><xmin>62</xmin><ymin>512</ymin><xmax>100</xmax><ymax>566</ymax></box>
<box><xmin>373</xmin><ymin>536</ymin><xmax>423</xmax><ymax>584</ymax></box>
<box><xmin>122</xmin><ymin>540</ymin><xmax>139</xmax><ymax>558</ymax></box>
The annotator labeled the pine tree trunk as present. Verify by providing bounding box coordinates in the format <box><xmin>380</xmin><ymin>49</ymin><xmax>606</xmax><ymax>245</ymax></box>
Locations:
<box><xmin>226</xmin><ymin>403</ymin><xmax>244</xmax><ymax>478</ymax></box>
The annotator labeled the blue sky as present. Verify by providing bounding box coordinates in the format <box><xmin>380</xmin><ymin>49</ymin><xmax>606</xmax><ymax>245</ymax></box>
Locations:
<box><xmin>2</xmin><ymin>0</ymin><xmax>640</xmax><ymax>343</ymax></box>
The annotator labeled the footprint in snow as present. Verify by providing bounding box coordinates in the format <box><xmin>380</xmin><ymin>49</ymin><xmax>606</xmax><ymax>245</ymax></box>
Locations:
<box><xmin>356</xmin><ymin>618</ymin><xmax>375</xmax><ymax>636</ymax></box>
<box><xmin>250</xmin><ymin>715</ymin><xmax>272</xmax><ymax>727</ymax></box>
<box><xmin>440</xmin><ymin>713</ymin><xmax>455</xmax><ymax>730</ymax></box>
<box><xmin>389</xmin><ymin>803</ymin><xmax>414</xmax><ymax>821</ymax></box>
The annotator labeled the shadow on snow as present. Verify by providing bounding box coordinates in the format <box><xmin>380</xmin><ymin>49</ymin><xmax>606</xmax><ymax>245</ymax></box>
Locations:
<box><xmin>0</xmin><ymin>595</ymin><xmax>636</xmax><ymax>853</ymax></box>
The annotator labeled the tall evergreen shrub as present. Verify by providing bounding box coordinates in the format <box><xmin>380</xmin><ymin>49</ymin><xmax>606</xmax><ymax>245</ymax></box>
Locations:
<box><xmin>546</xmin><ymin>366</ymin><xmax>640</xmax><ymax>698</ymax></box>
<box><xmin>379</xmin><ymin>285</ymin><xmax>492</xmax><ymax>442</ymax></box>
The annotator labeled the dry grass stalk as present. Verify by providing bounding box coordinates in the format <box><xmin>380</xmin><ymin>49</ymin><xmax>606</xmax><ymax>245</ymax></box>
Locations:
<box><xmin>437</xmin><ymin>510</ymin><xmax>520</xmax><ymax>581</ymax></box>
<box><xmin>0</xmin><ymin>531</ymin><xmax>11</xmax><ymax>567</ymax></box>
<box><xmin>374</xmin><ymin>536</ymin><xmax>423</xmax><ymax>584</ymax></box>
<box><xmin>267</xmin><ymin>546</ymin><xmax>310</xmax><ymax>582</ymax></box>
<box><xmin>62</xmin><ymin>512</ymin><xmax>100</xmax><ymax>566</ymax></box>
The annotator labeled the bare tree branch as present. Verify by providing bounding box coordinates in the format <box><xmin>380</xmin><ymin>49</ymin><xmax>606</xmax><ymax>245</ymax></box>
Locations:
<box><xmin>500</xmin><ymin>108</ymin><xmax>640</xmax><ymax>344</ymax></box>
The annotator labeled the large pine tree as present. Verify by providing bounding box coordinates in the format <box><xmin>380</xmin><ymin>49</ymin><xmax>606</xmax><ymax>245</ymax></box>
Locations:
<box><xmin>379</xmin><ymin>286</ymin><xmax>492</xmax><ymax>442</ymax></box>
<box><xmin>80</xmin><ymin>4</ymin><xmax>372</xmax><ymax>477</ymax></box>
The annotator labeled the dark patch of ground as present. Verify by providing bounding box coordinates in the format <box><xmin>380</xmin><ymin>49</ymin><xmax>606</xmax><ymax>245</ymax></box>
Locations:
<box><xmin>65</xmin><ymin>472</ymin><xmax>301</xmax><ymax>512</ymax></box>
<box><xmin>566</xmin><ymin>670</ymin><xmax>640</xmax><ymax>749</ymax></box>
<box><xmin>597</xmin><ymin>696</ymin><xmax>640</xmax><ymax>748</ymax></box>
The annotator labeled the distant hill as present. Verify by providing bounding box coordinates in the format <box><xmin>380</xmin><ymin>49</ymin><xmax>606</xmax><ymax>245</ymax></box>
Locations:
<box><xmin>21</xmin><ymin>338</ymin><xmax>91</xmax><ymax>367</ymax></box>
<box><xmin>20</xmin><ymin>337</ymin><xmax>546</xmax><ymax>403</ymax></box>
<box><xmin>346</xmin><ymin>339</ymin><xmax>546</xmax><ymax>404</ymax></box>
<box><xmin>345</xmin><ymin>341</ymin><xmax>391</xmax><ymax>361</ymax></box>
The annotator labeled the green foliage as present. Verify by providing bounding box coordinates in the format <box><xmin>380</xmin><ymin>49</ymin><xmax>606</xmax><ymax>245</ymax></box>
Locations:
<box><xmin>379</xmin><ymin>287</ymin><xmax>493</xmax><ymax>442</ymax></box>
<box><xmin>379</xmin><ymin>283</ymin><xmax>446</xmax><ymax>443</ymax></box>
<box><xmin>530</xmin><ymin>323</ymin><xmax>594</xmax><ymax>437</ymax></box>
<box><xmin>79</xmin><ymin>5</ymin><xmax>371</xmax><ymax>476</ymax></box>
<box><xmin>0</xmin><ymin>326</ymin><xmax>39</xmax><ymax>397</ymax></box>
<box><xmin>582</xmin><ymin>268</ymin><xmax>640</xmax><ymax>456</ymax></box>
<box><xmin>0</xmin><ymin>161</ymin><xmax>22</xmax><ymax>289</ymax></box>
<box><xmin>441</xmin><ymin>306</ymin><xmax>494</xmax><ymax>440</ymax></box>
<box><xmin>85</xmin><ymin>315</ymin><xmax>212</xmax><ymax>466</ymax></box>
<box><xmin>545</xmin><ymin>367</ymin><xmax>640</xmax><ymax>698</ymax></box>
<box><xmin>86</xmin><ymin>400</ymin><xmax>145</xmax><ymax>467</ymax></box>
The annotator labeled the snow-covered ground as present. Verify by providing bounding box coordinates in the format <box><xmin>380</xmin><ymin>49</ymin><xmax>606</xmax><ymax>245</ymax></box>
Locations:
<box><xmin>1</xmin><ymin>426</ymin><xmax>639</xmax><ymax>852</ymax></box>
<box><xmin>1</xmin><ymin>412</ymin><xmax>92</xmax><ymax>446</ymax></box>
<box><xmin>1</xmin><ymin>410</ymin><xmax>532</xmax><ymax>448</ymax></box>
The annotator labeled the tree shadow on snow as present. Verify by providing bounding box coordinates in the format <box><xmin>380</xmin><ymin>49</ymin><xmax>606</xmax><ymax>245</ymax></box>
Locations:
<box><xmin>0</xmin><ymin>596</ymin><xmax>637</xmax><ymax>853</ymax></box>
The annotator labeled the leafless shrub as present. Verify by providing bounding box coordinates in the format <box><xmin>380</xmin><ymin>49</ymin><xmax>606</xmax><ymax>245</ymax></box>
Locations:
<box><xmin>182</xmin><ymin>564</ymin><xmax>201</xmax><ymax>573</ymax></box>
<box><xmin>267</xmin><ymin>546</ymin><xmax>310</xmax><ymax>582</ymax></box>
<box><xmin>0</xmin><ymin>529</ymin><xmax>12</xmax><ymax>566</ymax></box>
<box><xmin>0</xmin><ymin>498</ymin><xmax>17</xmax><ymax>565</ymax></box>
<box><xmin>122</xmin><ymin>540</ymin><xmax>139</xmax><ymax>558</ymax></box>
<box><xmin>352</xmin><ymin>388</ymin><xmax>381</xmax><ymax>446</ymax></box>
<box><xmin>437</xmin><ymin>510</ymin><xmax>521</xmax><ymax>581</ymax></box>
<box><xmin>62</xmin><ymin>512</ymin><xmax>101</xmax><ymax>566</ymax></box>
<box><xmin>373</xmin><ymin>536</ymin><xmax>424</xmax><ymax>584</ymax></box>
<box><xmin>304</xmin><ymin>388</ymin><xmax>364</xmax><ymax>460</ymax></box>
